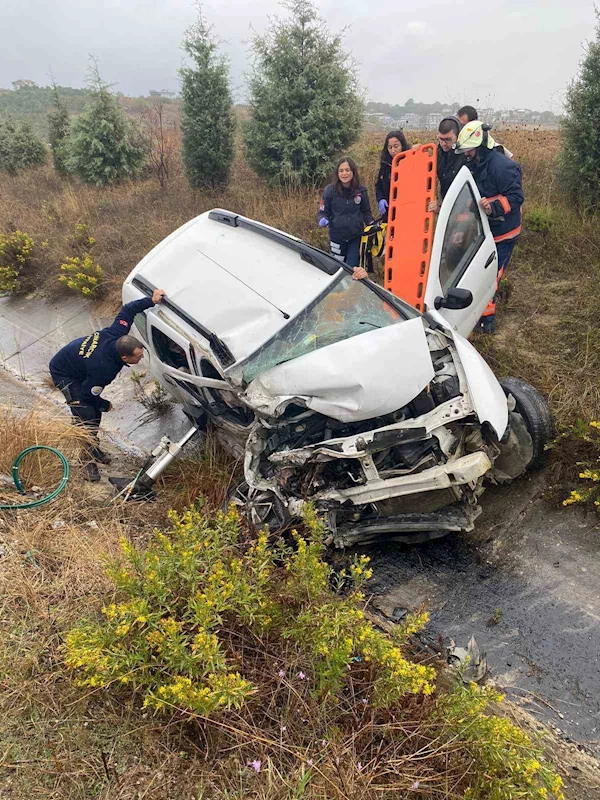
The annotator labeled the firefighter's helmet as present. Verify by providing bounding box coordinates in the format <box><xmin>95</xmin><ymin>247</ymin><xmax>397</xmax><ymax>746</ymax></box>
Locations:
<box><xmin>455</xmin><ymin>120</ymin><xmax>496</xmax><ymax>153</ymax></box>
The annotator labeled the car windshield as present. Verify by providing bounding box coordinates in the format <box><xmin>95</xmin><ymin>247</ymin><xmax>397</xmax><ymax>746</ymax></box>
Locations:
<box><xmin>241</xmin><ymin>271</ymin><xmax>416</xmax><ymax>383</ymax></box>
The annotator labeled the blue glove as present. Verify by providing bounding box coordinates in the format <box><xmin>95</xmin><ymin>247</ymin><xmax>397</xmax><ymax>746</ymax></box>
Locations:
<box><xmin>318</xmin><ymin>217</ymin><xmax>329</xmax><ymax>228</ymax></box>
<box><xmin>378</xmin><ymin>199</ymin><xmax>388</xmax><ymax>215</ymax></box>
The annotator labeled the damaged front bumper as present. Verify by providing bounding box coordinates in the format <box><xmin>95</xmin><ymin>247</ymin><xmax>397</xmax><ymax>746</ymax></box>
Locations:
<box><xmin>313</xmin><ymin>450</ymin><xmax>492</xmax><ymax>505</ymax></box>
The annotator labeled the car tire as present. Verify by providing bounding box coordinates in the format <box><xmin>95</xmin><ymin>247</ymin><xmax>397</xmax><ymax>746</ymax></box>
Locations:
<box><xmin>499</xmin><ymin>377</ymin><xmax>552</xmax><ymax>470</ymax></box>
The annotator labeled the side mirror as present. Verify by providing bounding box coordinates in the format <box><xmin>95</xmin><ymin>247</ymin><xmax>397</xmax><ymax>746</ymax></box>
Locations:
<box><xmin>434</xmin><ymin>287</ymin><xmax>473</xmax><ymax>311</ymax></box>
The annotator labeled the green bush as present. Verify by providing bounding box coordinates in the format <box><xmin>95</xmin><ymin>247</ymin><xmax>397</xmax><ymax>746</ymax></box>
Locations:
<box><xmin>0</xmin><ymin>118</ymin><xmax>46</xmax><ymax>173</ymax></box>
<box><xmin>524</xmin><ymin>206</ymin><xmax>555</xmax><ymax>233</ymax></box>
<box><xmin>47</xmin><ymin>84</ymin><xmax>71</xmax><ymax>175</ymax></box>
<box><xmin>245</xmin><ymin>0</ymin><xmax>364</xmax><ymax>186</ymax></box>
<box><xmin>180</xmin><ymin>10</ymin><xmax>234</xmax><ymax>188</ymax></box>
<box><xmin>559</xmin><ymin>11</ymin><xmax>600</xmax><ymax>209</ymax></box>
<box><xmin>68</xmin><ymin>64</ymin><xmax>145</xmax><ymax>186</ymax></box>
<box><xmin>0</xmin><ymin>230</ymin><xmax>35</xmax><ymax>294</ymax></box>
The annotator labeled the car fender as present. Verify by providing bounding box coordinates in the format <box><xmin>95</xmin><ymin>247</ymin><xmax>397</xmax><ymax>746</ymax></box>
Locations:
<box><xmin>450</xmin><ymin>330</ymin><xmax>509</xmax><ymax>438</ymax></box>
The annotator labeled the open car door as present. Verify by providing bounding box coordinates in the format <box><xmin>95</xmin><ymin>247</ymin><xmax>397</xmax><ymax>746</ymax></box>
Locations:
<box><xmin>425</xmin><ymin>166</ymin><xmax>498</xmax><ymax>337</ymax></box>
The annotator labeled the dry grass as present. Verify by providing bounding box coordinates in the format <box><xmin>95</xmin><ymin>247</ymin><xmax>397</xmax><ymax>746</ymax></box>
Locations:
<box><xmin>0</xmin><ymin>405</ymin><xmax>90</xmax><ymax>503</ymax></box>
<box><xmin>0</xmin><ymin>408</ymin><xmax>219</xmax><ymax>799</ymax></box>
<box><xmin>160</xmin><ymin>429</ymin><xmax>241</xmax><ymax>512</ymax></box>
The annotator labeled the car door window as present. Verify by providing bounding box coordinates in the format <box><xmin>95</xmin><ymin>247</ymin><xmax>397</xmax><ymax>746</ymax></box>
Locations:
<box><xmin>151</xmin><ymin>327</ymin><xmax>191</xmax><ymax>372</ymax></box>
<box><xmin>439</xmin><ymin>183</ymin><xmax>485</xmax><ymax>293</ymax></box>
<box><xmin>133</xmin><ymin>312</ymin><xmax>149</xmax><ymax>343</ymax></box>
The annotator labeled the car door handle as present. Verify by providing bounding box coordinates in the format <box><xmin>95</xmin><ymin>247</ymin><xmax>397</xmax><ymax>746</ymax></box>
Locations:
<box><xmin>484</xmin><ymin>251</ymin><xmax>496</xmax><ymax>269</ymax></box>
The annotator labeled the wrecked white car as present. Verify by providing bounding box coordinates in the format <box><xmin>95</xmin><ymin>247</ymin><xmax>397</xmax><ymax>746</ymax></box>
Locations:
<box><xmin>122</xmin><ymin>167</ymin><xmax>551</xmax><ymax>545</ymax></box>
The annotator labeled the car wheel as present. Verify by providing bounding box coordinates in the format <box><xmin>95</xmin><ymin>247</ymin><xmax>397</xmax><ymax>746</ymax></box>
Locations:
<box><xmin>499</xmin><ymin>377</ymin><xmax>553</xmax><ymax>470</ymax></box>
<box><xmin>225</xmin><ymin>478</ymin><xmax>291</xmax><ymax>533</ymax></box>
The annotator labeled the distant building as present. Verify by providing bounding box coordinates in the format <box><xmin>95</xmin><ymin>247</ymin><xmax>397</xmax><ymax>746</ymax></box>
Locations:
<box><xmin>12</xmin><ymin>79</ymin><xmax>36</xmax><ymax>90</ymax></box>
<box><xmin>479</xmin><ymin>108</ymin><xmax>495</xmax><ymax>122</ymax></box>
<box><xmin>403</xmin><ymin>113</ymin><xmax>421</xmax><ymax>129</ymax></box>
<box><xmin>365</xmin><ymin>112</ymin><xmax>395</xmax><ymax>128</ymax></box>
<box><xmin>426</xmin><ymin>113</ymin><xmax>443</xmax><ymax>130</ymax></box>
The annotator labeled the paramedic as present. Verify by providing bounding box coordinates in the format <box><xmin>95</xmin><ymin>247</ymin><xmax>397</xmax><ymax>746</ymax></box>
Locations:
<box><xmin>318</xmin><ymin>157</ymin><xmax>374</xmax><ymax>274</ymax></box>
<box><xmin>375</xmin><ymin>130</ymin><xmax>411</xmax><ymax>220</ymax></box>
<box><xmin>455</xmin><ymin>121</ymin><xmax>523</xmax><ymax>334</ymax></box>
<box><xmin>49</xmin><ymin>288</ymin><xmax>167</xmax><ymax>480</ymax></box>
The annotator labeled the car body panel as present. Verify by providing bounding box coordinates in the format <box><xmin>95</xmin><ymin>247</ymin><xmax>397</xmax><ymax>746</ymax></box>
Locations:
<box><xmin>123</xmin><ymin>210</ymin><xmax>340</xmax><ymax>363</ymax></box>
<box><xmin>424</xmin><ymin>166</ymin><xmax>498</xmax><ymax>337</ymax></box>
<box><xmin>243</xmin><ymin>317</ymin><xmax>435</xmax><ymax>423</ymax></box>
<box><xmin>450</xmin><ymin>329</ymin><xmax>509</xmax><ymax>438</ymax></box>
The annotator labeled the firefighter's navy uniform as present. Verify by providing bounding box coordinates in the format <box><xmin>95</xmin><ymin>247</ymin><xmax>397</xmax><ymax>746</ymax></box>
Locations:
<box><xmin>457</xmin><ymin>121</ymin><xmax>524</xmax><ymax>333</ymax></box>
<box><xmin>318</xmin><ymin>183</ymin><xmax>373</xmax><ymax>267</ymax></box>
<box><xmin>49</xmin><ymin>297</ymin><xmax>154</xmax><ymax>441</ymax></box>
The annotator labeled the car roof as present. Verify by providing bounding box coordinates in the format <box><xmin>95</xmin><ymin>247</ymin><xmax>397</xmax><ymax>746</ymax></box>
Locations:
<box><xmin>125</xmin><ymin>210</ymin><xmax>340</xmax><ymax>363</ymax></box>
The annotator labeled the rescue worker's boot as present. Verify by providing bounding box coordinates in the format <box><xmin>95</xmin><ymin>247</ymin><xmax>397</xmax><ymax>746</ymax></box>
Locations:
<box><xmin>91</xmin><ymin>446</ymin><xmax>111</xmax><ymax>464</ymax></box>
<box><xmin>477</xmin><ymin>314</ymin><xmax>496</xmax><ymax>334</ymax></box>
<box><xmin>84</xmin><ymin>462</ymin><xmax>101</xmax><ymax>482</ymax></box>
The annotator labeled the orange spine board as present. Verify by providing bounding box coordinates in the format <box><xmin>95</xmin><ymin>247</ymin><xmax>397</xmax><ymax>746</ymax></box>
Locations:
<box><xmin>383</xmin><ymin>144</ymin><xmax>437</xmax><ymax>312</ymax></box>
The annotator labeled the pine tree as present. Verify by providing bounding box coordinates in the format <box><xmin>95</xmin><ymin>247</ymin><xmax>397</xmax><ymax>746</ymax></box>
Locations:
<box><xmin>245</xmin><ymin>0</ymin><xmax>364</xmax><ymax>186</ymax></box>
<box><xmin>560</xmin><ymin>11</ymin><xmax>600</xmax><ymax>208</ymax></box>
<box><xmin>0</xmin><ymin>117</ymin><xmax>46</xmax><ymax>173</ymax></box>
<box><xmin>48</xmin><ymin>81</ymin><xmax>71</xmax><ymax>175</ymax></box>
<box><xmin>179</xmin><ymin>6</ymin><xmax>234</xmax><ymax>189</ymax></box>
<box><xmin>68</xmin><ymin>60</ymin><xmax>146</xmax><ymax>186</ymax></box>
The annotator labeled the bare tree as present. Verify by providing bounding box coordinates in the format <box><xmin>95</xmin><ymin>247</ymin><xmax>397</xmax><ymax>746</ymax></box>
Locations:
<box><xmin>142</xmin><ymin>98</ymin><xmax>178</xmax><ymax>190</ymax></box>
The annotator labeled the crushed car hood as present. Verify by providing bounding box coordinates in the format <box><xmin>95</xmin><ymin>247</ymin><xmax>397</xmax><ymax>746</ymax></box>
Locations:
<box><xmin>243</xmin><ymin>318</ymin><xmax>435</xmax><ymax>423</ymax></box>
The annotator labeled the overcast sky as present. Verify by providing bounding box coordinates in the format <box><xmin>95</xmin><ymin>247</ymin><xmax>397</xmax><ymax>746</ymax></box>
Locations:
<box><xmin>1</xmin><ymin>0</ymin><xmax>596</xmax><ymax>111</ymax></box>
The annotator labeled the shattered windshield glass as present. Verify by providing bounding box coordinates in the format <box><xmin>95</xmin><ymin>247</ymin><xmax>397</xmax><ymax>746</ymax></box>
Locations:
<box><xmin>241</xmin><ymin>272</ymin><xmax>414</xmax><ymax>383</ymax></box>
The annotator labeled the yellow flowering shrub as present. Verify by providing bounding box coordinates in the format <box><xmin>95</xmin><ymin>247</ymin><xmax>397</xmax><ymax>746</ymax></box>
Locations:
<box><xmin>442</xmin><ymin>682</ymin><xmax>564</xmax><ymax>800</ymax></box>
<box><xmin>59</xmin><ymin>222</ymin><xmax>103</xmax><ymax>297</ymax></box>
<box><xmin>562</xmin><ymin>420</ymin><xmax>600</xmax><ymax>509</ymax></box>
<box><xmin>64</xmin><ymin>502</ymin><xmax>563</xmax><ymax>798</ymax></box>
<box><xmin>65</xmin><ymin>503</ymin><xmax>434</xmax><ymax>717</ymax></box>
<box><xmin>0</xmin><ymin>230</ymin><xmax>34</xmax><ymax>294</ymax></box>
<box><xmin>59</xmin><ymin>253</ymin><xmax>103</xmax><ymax>297</ymax></box>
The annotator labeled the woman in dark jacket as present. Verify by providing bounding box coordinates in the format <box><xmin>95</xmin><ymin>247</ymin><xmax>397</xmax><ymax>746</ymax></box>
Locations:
<box><xmin>375</xmin><ymin>130</ymin><xmax>411</xmax><ymax>220</ymax></box>
<box><xmin>318</xmin><ymin>156</ymin><xmax>373</xmax><ymax>270</ymax></box>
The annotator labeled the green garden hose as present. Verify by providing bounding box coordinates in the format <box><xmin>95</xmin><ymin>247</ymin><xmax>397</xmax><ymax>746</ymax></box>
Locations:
<box><xmin>0</xmin><ymin>446</ymin><xmax>69</xmax><ymax>510</ymax></box>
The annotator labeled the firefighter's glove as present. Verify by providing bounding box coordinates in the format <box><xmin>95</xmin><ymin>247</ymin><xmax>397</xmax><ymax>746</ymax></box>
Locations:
<box><xmin>378</xmin><ymin>199</ymin><xmax>388</xmax><ymax>214</ymax></box>
<box><xmin>318</xmin><ymin>218</ymin><xmax>329</xmax><ymax>228</ymax></box>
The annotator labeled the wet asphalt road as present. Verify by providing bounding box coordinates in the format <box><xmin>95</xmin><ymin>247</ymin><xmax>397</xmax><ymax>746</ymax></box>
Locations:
<box><xmin>3</xmin><ymin>367</ymin><xmax>599</xmax><ymax>759</ymax></box>
<box><xmin>363</xmin><ymin>474</ymin><xmax>600</xmax><ymax>757</ymax></box>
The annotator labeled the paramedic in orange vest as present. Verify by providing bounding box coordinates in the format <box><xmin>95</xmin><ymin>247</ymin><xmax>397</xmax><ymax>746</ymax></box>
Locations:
<box><xmin>455</xmin><ymin>121</ymin><xmax>523</xmax><ymax>334</ymax></box>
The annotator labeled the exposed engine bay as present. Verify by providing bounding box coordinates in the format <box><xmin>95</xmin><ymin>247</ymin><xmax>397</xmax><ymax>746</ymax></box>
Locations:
<box><xmin>237</xmin><ymin>329</ymin><xmax>530</xmax><ymax>546</ymax></box>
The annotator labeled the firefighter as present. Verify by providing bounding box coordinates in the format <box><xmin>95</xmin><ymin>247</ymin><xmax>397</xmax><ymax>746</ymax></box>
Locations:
<box><xmin>318</xmin><ymin>157</ymin><xmax>374</xmax><ymax>273</ymax></box>
<box><xmin>49</xmin><ymin>288</ymin><xmax>167</xmax><ymax>480</ymax></box>
<box><xmin>455</xmin><ymin>121</ymin><xmax>523</xmax><ymax>334</ymax></box>
<box><xmin>375</xmin><ymin>130</ymin><xmax>411</xmax><ymax>220</ymax></box>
